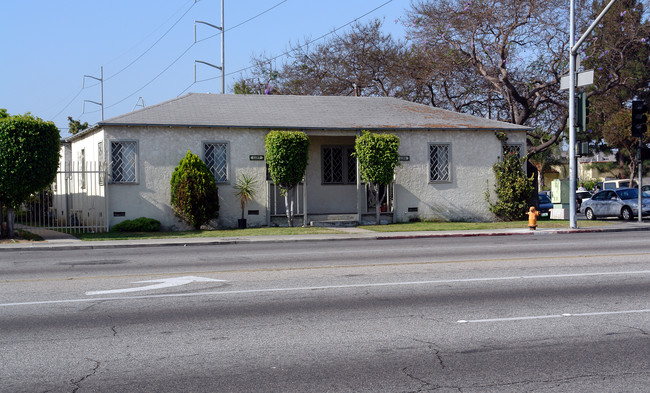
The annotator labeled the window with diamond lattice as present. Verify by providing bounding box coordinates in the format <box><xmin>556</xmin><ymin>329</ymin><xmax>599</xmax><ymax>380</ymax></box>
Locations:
<box><xmin>111</xmin><ymin>141</ymin><xmax>137</xmax><ymax>183</ymax></box>
<box><xmin>322</xmin><ymin>146</ymin><xmax>356</xmax><ymax>184</ymax></box>
<box><xmin>503</xmin><ymin>144</ymin><xmax>521</xmax><ymax>158</ymax></box>
<box><xmin>204</xmin><ymin>142</ymin><xmax>229</xmax><ymax>183</ymax></box>
<box><xmin>429</xmin><ymin>144</ymin><xmax>450</xmax><ymax>182</ymax></box>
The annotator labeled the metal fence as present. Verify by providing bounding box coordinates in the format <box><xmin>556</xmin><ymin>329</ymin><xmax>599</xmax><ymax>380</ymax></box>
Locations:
<box><xmin>15</xmin><ymin>162</ymin><xmax>107</xmax><ymax>233</ymax></box>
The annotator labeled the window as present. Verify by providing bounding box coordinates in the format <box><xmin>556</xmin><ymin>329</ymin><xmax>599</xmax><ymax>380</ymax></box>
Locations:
<box><xmin>503</xmin><ymin>144</ymin><xmax>522</xmax><ymax>158</ymax></box>
<box><xmin>322</xmin><ymin>146</ymin><xmax>356</xmax><ymax>184</ymax></box>
<box><xmin>429</xmin><ymin>143</ymin><xmax>450</xmax><ymax>182</ymax></box>
<box><xmin>204</xmin><ymin>142</ymin><xmax>229</xmax><ymax>183</ymax></box>
<box><xmin>110</xmin><ymin>141</ymin><xmax>137</xmax><ymax>183</ymax></box>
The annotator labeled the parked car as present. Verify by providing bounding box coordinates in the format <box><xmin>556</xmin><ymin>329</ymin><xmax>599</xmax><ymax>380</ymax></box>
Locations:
<box><xmin>537</xmin><ymin>192</ymin><xmax>553</xmax><ymax>217</ymax></box>
<box><xmin>580</xmin><ymin>188</ymin><xmax>650</xmax><ymax>220</ymax></box>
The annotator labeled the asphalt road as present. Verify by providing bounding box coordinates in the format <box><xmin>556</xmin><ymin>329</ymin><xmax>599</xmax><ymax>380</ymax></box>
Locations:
<box><xmin>1</xmin><ymin>231</ymin><xmax>649</xmax><ymax>392</ymax></box>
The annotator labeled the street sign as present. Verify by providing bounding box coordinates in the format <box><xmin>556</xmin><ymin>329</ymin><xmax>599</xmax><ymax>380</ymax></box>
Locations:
<box><xmin>560</xmin><ymin>70</ymin><xmax>594</xmax><ymax>90</ymax></box>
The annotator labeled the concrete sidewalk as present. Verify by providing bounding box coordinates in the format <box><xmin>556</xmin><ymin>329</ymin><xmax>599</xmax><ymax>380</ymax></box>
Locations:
<box><xmin>2</xmin><ymin>221</ymin><xmax>649</xmax><ymax>252</ymax></box>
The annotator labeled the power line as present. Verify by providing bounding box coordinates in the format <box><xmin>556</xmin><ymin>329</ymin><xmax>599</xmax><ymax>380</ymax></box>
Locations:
<box><xmin>105</xmin><ymin>44</ymin><xmax>196</xmax><ymax>110</ymax></box>
<box><xmin>49</xmin><ymin>1</ymin><xmax>195</xmax><ymax>123</ymax></box>
<box><xmin>106</xmin><ymin>0</ymin><xmax>197</xmax><ymax>82</ymax></box>
<box><xmin>195</xmin><ymin>0</ymin><xmax>395</xmax><ymax>84</ymax></box>
<box><xmin>104</xmin><ymin>0</ymin><xmax>195</xmax><ymax>69</ymax></box>
<box><xmin>196</xmin><ymin>0</ymin><xmax>288</xmax><ymax>44</ymax></box>
<box><xmin>115</xmin><ymin>0</ymin><xmax>394</xmax><ymax>111</ymax></box>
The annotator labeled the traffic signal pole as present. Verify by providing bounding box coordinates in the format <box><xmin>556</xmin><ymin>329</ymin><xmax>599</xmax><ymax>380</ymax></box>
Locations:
<box><xmin>568</xmin><ymin>0</ymin><xmax>618</xmax><ymax>229</ymax></box>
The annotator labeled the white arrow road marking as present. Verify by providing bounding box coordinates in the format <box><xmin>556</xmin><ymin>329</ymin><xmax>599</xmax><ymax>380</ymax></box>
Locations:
<box><xmin>86</xmin><ymin>276</ymin><xmax>227</xmax><ymax>296</ymax></box>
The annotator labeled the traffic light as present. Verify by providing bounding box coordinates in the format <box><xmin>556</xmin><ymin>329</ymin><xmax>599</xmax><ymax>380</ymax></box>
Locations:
<box><xmin>631</xmin><ymin>100</ymin><xmax>648</xmax><ymax>137</ymax></box>
<box><xmin>576</xmin><ymin>92</ymin><xmax>589</xmax><ymax>132</ymax></box>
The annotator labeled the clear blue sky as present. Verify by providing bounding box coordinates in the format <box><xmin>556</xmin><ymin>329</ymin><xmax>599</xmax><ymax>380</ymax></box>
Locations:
<box><xmin>1</xmin><ymin>0</ymin><xmax>409</xmax><ymax>137</ymax></box>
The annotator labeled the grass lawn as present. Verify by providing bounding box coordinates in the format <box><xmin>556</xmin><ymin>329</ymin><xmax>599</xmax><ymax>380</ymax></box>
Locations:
<box><xmin>70</xmin><ymin>219</ymin><xmax>621</xmax><ymax>241</ymax></box>
<box><xmin>75</xmin><ymin>226</ymin><xmax>341</xmax><ymax>241</ymax></box>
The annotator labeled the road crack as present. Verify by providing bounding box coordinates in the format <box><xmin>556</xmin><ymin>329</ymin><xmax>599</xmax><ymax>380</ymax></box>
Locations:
<box><xmin>70</xmin><ymin>358</ymin><xmax>100</xmax><ymax>393</ymax></box>
<box><xmin>413</xmin><ymin>339</ymin><xmax>446</xmax><ymax>370</ymax></box>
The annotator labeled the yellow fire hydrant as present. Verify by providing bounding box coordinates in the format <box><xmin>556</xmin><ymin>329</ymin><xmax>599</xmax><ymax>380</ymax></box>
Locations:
<box><xmin>526</xmin><ymin>206</ymin><xmax>540</xmax><ymax>230</ymax></box>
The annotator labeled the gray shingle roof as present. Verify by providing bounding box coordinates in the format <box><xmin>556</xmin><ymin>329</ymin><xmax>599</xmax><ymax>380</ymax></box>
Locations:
<box><xmin>99</xmin><ymin>93</ymin><xmax>529</xmax><ymax>131</ymax></box>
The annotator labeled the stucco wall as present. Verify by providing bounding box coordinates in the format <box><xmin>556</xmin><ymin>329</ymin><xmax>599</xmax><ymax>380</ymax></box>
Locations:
<box><xmin>70</xmin><ymin>125</ymin><xmax>526</xmax><ymax>229</ymax></box>
<box><xmin>392</xmin><ymin>129</ymin><xmax>525</xmax><ymax>222</ymax></box>
<box><xmin>104</xmin><ymin>126</ymin><xmax>267</xmax><ymax>230</ymax></box>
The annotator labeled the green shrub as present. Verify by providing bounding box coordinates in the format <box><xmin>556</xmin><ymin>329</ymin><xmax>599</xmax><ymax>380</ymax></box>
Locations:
<box><xmin>170</xmin><ymin>151</ymin><xmax>219</xmax><ymax>229</ymax></box>
<box><xmin>111</xmin><ymin>217</ymin><xmax>161</xmax><ymax>232</ymax></box>
<box><xmin>111</xmin><ymin>217</ymin><xmax>160</xmax><ymax>232</ymax></box>
<box><xmin>486</xmin><ymin>154</ymin><xmax>535</xmax><ymax>221</ymax></box>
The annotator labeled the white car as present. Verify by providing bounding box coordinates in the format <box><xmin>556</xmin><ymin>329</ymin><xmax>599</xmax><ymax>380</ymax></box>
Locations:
<box><xmin>580</xmin><ymin>188</ymin><xmax>650</xmax><ymax>220</ymax></box>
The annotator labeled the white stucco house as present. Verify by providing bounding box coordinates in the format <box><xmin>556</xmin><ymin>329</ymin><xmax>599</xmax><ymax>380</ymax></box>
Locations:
<box><xmin>61</xmin><ymin>93</ymin><xmax>529</xmax><ymax>230</ymax></box>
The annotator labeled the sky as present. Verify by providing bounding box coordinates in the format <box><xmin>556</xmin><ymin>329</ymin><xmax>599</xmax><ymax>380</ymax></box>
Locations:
<box><xmin>1</xmin><ymin>0</ymin><xmax>410</xmax><ymax>137</ymax></box>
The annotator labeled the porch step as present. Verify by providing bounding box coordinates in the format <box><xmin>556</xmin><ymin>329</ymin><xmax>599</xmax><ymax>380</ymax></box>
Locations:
<box><xmin>309</xmin><ymin>214</ymin><xmax>358</xmax><ymax>228</ymax></box>
<box><xmin>310</xmin><ymin>219</ymin><xmax>359</xmax><ymax>228</ymax></box>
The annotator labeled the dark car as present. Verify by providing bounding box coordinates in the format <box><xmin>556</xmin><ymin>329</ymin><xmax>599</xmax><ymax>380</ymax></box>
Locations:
<box><xmin>580</xmin><ymin>188</ymin><xmax>650</xmax><ymax>220</ymax></box>
<box><xmin>538</xmin><ymin>193</ymin><xmax>552</xmax><ymax>217</ymax></box>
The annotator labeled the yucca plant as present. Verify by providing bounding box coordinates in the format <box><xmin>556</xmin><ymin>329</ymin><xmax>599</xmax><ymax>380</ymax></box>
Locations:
<box><xmin>234</xmin><ymin>173</ymin><xmax>259</xmax><ymax>220</ymax></box>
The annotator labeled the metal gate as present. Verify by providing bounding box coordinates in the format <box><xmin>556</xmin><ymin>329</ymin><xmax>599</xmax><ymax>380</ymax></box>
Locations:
<box><xmin>15</xmin><ymin>162</ymin><xmax>107</xmax><ymax>233</ymax></box>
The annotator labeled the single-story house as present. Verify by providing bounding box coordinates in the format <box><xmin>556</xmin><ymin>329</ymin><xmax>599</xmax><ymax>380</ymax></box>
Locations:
<box><xmin>61</xmin><ymin>93</ymin><xmax>530</xmax><ymax>230</ymax></box>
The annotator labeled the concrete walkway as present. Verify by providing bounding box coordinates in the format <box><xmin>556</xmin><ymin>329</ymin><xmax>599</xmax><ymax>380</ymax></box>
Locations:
<box><xmin>2</xmin><ymin>221</ymin><xmax>649</xmax><ymax>252</ymax></box>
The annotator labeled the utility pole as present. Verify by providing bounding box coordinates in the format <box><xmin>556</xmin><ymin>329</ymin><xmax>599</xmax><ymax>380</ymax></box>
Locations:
<box><xmin>83</xmin><ymin>66</ymin><xmax>104</xmax><ymax>121</ymax></box>
<box><xmin>194</xmin><ymin>0</ymin><xmax>225</xmax><ymax>94</ymax></box>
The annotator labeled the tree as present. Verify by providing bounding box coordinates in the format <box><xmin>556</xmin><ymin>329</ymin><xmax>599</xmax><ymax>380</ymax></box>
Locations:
<box><xmin>265</xmin><ymin>130</ymin><xmax>310</xmax><ymax>227</ymax></box>
<box><xmin>486</xmin><ymin>154</ymin><xmax>535</xmax><ymax>221</ymax></box>
<box><xmin>407</xmin><ymin>0</ymin><xmax>572</xmax><ymax>155</ymax></box>
<box><xmin>354</xmin><ymin>131</ymin><xmax>400</xmax><ymax>224</ymax></box>
<box><xmin>579</xmin><ymin>0</ymin><xmax>650</xmax><ymax>180</ymax></box>
<box><xmin>0</xmin><ymin>113</ymin><xmax>60</xmax><ymax>238</ymax></box>
<box><xmin>236</xmin><ymin>20</ymin><xmax>406</xmax><ymax>98</ymax></box>
<box><xmin>170</xmin><ymin>151</ymin><xmax>219</xmax><ymax>230</ymax></box>
<box><xmin>67</xmin><ymin>116</ymin><xmax>89</xmax><ymax>135</ymax></box>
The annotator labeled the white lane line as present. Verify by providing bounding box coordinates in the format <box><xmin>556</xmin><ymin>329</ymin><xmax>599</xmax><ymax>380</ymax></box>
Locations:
<box><xmin>457</xmin><ymin>309</ymin><xmax>650</xmax><ymax>323</ymax></box>
<box><xmin>2</xmin><ymin>270</ymin><xmax>650</xmax><ymax>308</ymax></box>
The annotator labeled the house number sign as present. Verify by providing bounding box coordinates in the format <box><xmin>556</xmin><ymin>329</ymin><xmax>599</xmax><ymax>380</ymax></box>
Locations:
<box><xmin>399</xmin><ymin>156</ymin><xmax>410</xmax><ymax>161</ymax></box>
<box><xmin>249</xmin><ymin>155</ymin><xmax>265</xmax><ymax>161</ymax></box>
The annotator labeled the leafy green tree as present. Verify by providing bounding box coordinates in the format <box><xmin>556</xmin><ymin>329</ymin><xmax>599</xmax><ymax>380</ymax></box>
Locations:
<box><xmin>265</xmin><ymin>130</ymin><xmax>310</xmax><ymax>226</ymax></box>
<box><xmin>580</xmin><ymin>0</ymin><xmax>650</xmax><ymax>181</ymax></box>
<box><xmin>170</xmin><ymin>151</ymin><xmax>219</xmax><ymax>230</ymax></box>
<box><xmin>0</xmin><ymin>113</ymin><xmax>60</xmax><ymax>238</ymax></box>
<box><xmin>233</xmin><ymin>80</ymin><xmax>255</xmax><ymax>95</ymax></box>
<box><xmin>354</xmin><ymin>131</ymin><xmax>400</xmax><ymax>224</ymax></box>
<box><xmin>67</xmin><ymin>116</ymin><xmax>89</xmax><ymax>135</ymax></box>
<box><xmin>486</xmin><ymin>154</ymin><xmax>535</xmax><ymax>221</ymax></box>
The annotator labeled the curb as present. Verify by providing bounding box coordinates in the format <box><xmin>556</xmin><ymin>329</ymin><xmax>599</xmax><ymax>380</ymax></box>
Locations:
<box><xmin>2</xmin><ymin>224</ymin><xmax>649</xmax><ymax>252</ymax></box>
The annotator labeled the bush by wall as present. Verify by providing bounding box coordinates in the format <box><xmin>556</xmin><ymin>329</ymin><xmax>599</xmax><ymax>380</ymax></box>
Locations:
<box><xmin>111</xmin><ymin>217</ymin><xmax>161</xmax><ymax>232</ymax></box>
